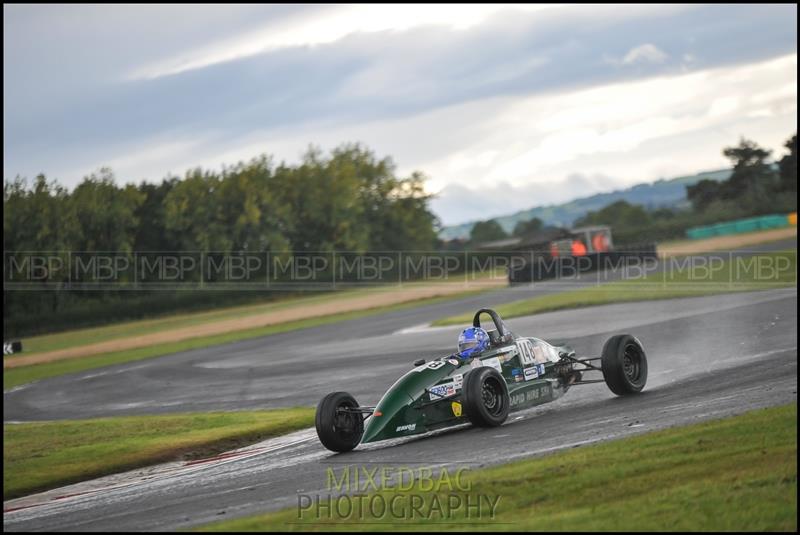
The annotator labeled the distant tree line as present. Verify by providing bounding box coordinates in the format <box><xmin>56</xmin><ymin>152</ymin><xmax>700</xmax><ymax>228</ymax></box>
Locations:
<box><xmin>4</xmin><ymin>144</ymin><xmax>440</xmax><ymax>255</ymax></box>
<box><xmin>468</xmin><ymin>217</ymin><xmax>545</xmax><ymax>245</ymax></box>
<box><xmin>501</xmin><ymin>133</ymin><xmax>797</xmax><ymax>247</ymax></box>
<box><xmin>686</xmin><ymin>135</ymin><xmax>796</xmax><ymax>213</ymax></box>
<box><xmin>588</xmin><ymin>133</ymin><xmax>797</xmax><ymax>244</ymax></box>
<box><xmin>3</xmin><ymin>144</ymin><xmax>441</xmax><ymax>336</ymax></box>
<box><xmin>4</xmin><ymin>135</ymin><xmax>795</xmax><ymax>335</ymax></box>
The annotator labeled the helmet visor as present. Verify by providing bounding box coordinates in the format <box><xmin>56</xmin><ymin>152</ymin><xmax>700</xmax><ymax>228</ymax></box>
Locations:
<box><xmin>459</xmin><ymin>340</ymin><xmax>478</xmax><ymax>353</ymax></box>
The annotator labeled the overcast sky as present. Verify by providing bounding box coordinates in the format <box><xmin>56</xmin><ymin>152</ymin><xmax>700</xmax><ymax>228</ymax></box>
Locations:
<box><xmin>3</xmin><ymin>4</ymin><xmax>797</xmax><ymax>225</ymax></box>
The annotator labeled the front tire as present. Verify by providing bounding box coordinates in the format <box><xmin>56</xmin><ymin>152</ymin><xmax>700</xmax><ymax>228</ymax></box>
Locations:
<box><xmin>315</xmin><ymin>392</ymin><xmax>364</xmax><ymax>452</ymax></box>
<box><xmin>463</xmin><ymin>367</ymin><xmax>510</xmax><ymax>427</ymax></box>
<box><xmin>601</xmin><ymin>335</ymin><xmax>648</xmax><ymax>395</ymax></box>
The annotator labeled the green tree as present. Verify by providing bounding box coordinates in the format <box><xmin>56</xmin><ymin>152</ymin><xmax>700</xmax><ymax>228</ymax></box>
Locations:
<box><xmin>4</xmin><ymin>175</ymin><xmax>81</xmax><ymax>317</ymax></box>
<box><xmin>163</xmin><ymin>169</ymin><xmax>228</xmax><ymax>251</ymax></box>
<box><xmin>3</xmin><ymin>174</ymin><xmax>78</xmax><ymax>253</ymax></box>
<box><xmin>686</xmin><ymin>179</ymin><xmax>721</xmax><ymax>211</ymax></box>
<box><xmin>280</xmin><ymin>146</ymin><xmax>368</xmax><ymax>252</ymax></box>
<box><xmin>575</xmin><ymin>200</ymin><xmax>651</xmax><ymax>229</ymax></box>
<box><xmin>470</xmin><ymin>219</ymin><xmax>508</xmax><ymax>244</ymax></box>
<box><xmin>217</xmin><ymin>156</ymin><xmax>291</xmax><ymax>252</ymax></box>
<box><xmin>512</xmin><ymin>217</ymin><xmax>543</xmax><ymax>237</ymax></box>
<box><xmin>70</xmin><ymin>168</ymin><xmax>144</xmax><ymax>253</ymax></box>
<box><xmin>778</xmin><ymin>134</ymin><xmax>797</xmax><ymax>193</ymax></box>
<box><xmin>720</xmin><ymin>138</ymin><xmax>777</xmax><ymax>201</ymax></box>
<box><xmin>278</xmin><ymin>144</ymin><xmax>440</xmax><ymax>252</ymax></box>
<box><xmin>329</xmin><ymin>144</ymin><xmax>395</xmax><ymax>250</ymax></box>
<box><xmin>373</xmin><ymin>171</ymin><xmax>439</xmax><ymax>250</ymax></box>
<box><xmin>133</xmin><ymin>178</ymin><xmax>179</xmax><ymax>251</ymax></box>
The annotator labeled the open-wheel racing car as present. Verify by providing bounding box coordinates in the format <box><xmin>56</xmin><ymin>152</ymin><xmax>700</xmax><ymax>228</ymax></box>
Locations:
<box><xmin>315</xmin><ymin>308</ymin><xmax>647</xmax><ymax>452</ymax></box>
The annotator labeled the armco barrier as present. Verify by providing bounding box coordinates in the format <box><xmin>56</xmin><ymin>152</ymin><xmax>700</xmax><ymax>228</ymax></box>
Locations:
<box><xmin>686</xmin><ymin>213</ymin><xmax>792</xmax><ymax>239</ymax></box>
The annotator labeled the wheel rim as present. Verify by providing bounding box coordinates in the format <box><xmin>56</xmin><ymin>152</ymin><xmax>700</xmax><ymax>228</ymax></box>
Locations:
<box><xmin>622</xmin><ymin>343</ymin><xmax>643</xmax><ymax>383</ymax></box>
<box><xmin>333</xmin><ymin>403</ymin><xmax>359</xmax><ymax>439</ymax></box>
<box><xmin>481</xmin><ymin>377</ymin><xmax>505</xmax><ymax>416</ymax></box>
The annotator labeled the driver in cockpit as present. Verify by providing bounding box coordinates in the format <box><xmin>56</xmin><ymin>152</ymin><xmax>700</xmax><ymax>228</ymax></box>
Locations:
<box><xmin>456</xmin><ymin>326</ymin><xmax>489</xmax><ymax>359</ymax></box>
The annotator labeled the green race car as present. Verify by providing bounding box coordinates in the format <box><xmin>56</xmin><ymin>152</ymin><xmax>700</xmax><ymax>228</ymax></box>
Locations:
<box><xmin>315</xmin><ymin>308</ymin><xmax>648</xmax><ymax>452</ymax></box>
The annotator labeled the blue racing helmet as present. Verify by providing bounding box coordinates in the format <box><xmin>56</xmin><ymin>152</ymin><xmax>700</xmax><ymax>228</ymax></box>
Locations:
<box><xmin>457</xmin><ymin>327</ymin><xmax>489</xmax><ymax>358</ymax></box>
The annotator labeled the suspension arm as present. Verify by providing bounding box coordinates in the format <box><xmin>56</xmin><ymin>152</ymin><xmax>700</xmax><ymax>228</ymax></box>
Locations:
<box><xmin>561</xmin><ymin>354</ymin><xmax>603</xmax><ymax>372</ymax></box>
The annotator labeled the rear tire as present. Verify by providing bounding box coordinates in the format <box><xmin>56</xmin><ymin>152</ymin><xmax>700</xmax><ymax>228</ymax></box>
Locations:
<box><xmin>315</xmin><ymin>392</ymin><xmax>364</xmax><ymax>452</ymax></box>
<box><xmin>601</xmin><ymin>335</ymin><xmax>648</xmax><ymax>395</ymax></box>
<box><xmin>463</xmin><ymin>367</ymin><xmax>510</xmax><ymax>427</ymax></box>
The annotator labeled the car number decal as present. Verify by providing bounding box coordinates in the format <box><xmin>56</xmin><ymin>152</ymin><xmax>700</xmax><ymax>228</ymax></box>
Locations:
<box><xmin>415</xmin><ymin>360</ymin><xmax>446</xmax><ymax>372</ymax></box>
<box><xmin>517</xmin><ymin>339</ymin><xmax>536</xmax><ymax>366</ymax></box>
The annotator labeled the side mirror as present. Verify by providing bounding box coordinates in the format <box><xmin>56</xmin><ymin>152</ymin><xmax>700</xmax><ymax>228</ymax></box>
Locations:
<box><xmin>413</xmin><ymin>358</ymin><xmax>426</xmax><ymax>366</ymax></box>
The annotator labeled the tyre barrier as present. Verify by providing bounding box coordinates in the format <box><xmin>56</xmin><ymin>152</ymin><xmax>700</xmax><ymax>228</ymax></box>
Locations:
<box><xmin>3</xmin><ymin>341</ymin><xmax>23</xmax><ymax>356</ymax></box>
<box><xmin>686</xmin><ymin>213</ymin><xmax>794</xmax><ymax>240</ymax></box>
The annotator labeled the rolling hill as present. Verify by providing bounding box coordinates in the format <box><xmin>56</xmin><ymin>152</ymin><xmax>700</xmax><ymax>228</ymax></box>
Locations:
<box><xmin>438</xmin><ymin>168</ymin><xmax>731</xmax><ymax>241</ymax></box>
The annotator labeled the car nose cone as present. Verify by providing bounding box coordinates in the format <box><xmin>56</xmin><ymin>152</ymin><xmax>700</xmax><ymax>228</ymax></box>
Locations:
<box><xmin>361</xmin><ymin>391</ymin><xmax>415</xmax><ymax>443</ymax></box>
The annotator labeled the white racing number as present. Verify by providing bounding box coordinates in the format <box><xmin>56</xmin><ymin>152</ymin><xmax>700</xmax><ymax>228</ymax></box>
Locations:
<box><xmin>415</xmin><ymin>360</ymin><xmax>447</xmax><ymax>372</ymax></box>
<box><xmin>517</xmin><ymin>339</ymin><xmax>536</xmax><ymax>366</ymax></box>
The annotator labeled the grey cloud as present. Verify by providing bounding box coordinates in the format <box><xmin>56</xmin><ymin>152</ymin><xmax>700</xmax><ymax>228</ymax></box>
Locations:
<box><xmin>3</xmin><ymin>4</ymin><xmax>797</xmax><ymax>185</ymax></box>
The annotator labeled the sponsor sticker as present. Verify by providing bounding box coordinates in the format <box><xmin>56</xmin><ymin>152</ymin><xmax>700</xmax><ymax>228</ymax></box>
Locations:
<box><xmin>429</xmin><ymin>379</ymin><xmax>461</xmax><ymax>400</ymax></box>
<box><xmin>537</xmin><ymin>363</ymin><xmax>546</xmax><ymax>376</ymax></box>
<box><xmin>395</xmin><ymin>423</ymin><xmax>416</xmax><ymax>432</ymax></box>
<box><xmin>509</xmin><ymin>384</ymin><xmax>552</xmax><ymax>407</ymax></box>
<box><xmin>524</xmin><ymin>366</ymin><xmax>539</xmax><ymax>381</ymax></box>
<box><xmin>429</xmin><ymin>384</ymin><xmax>453</xmax><ymax>399</ymax></box>
<box><xmin>448</xmin><ymin>358</ymin><xmax>460</xmax><ymax>366</ymax></box>
<box><xmin>515</xmin><ymin>375</ymin><xmax>523</xmax><ymax>382</ymax></box>
<box><xmin>451</xmin><ymin>402</ymin><xmax>462</xmax><ymax>417</ymax></box>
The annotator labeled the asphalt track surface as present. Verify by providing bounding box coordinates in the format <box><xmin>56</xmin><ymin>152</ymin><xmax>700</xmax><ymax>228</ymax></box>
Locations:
<box><xmin>4</xmin><ymin>286</ymin><xmax>797</xmax><ymax>531</ymax></box>
<box><xmin>4</xmin><ymin>238</ymin><xmax>796</xmax><ymax>422</ymax></box>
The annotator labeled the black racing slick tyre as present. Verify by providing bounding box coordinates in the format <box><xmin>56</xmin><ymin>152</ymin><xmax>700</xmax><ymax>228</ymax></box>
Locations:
<box><xmin>315</xmin><ymin>392</ymin><xmax>364</xmax><ymax>453</ymax></box>
<box><xmin>463</xmin><ymin>367</ymin><xmax>510</xmax><ymax>427</ymax></box>
<box><xmin>601</xmin><ymin>334</ymin><xmax>648</xmax><ymax>395</ymax></box>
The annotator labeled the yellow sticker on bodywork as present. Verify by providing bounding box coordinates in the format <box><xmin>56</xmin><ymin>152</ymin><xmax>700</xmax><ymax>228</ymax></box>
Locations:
<box><xmin>451</xmin><ymin>401</ymin><xmax>462</xmax><ymax>417</ymax></box>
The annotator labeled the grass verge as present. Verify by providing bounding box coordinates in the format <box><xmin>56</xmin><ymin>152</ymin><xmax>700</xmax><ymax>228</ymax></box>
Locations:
<box><xmin>198</xmin><ymin>403</ymin><xmax>797</xmax><ymax>531</ymax></box>
<box><xmin>9</xmin><ymin>273</ymin><xmax>506</xmax><ymax>359</ymax></box>
<box><xmin>656</xmin><ymin>225</ymin><xmax>797</xmax><ymax>257</ymax></box>
<box><xmin>3</xmin><ymin>288</ymin><xmax>489</xmax><ymax>390</ymax></box>
<box><xmin>5</xmin><ymin>291</ymin><xmax>368</xmax><ymax>356</ymax></box>
<box><xmin>433</xmin><ymin>249</ymin><xmax>796</xmax><ymax>326</ymax></box>
<box><xmin>3</xmin><ymin>407</ymin><xmax>314</xmax><ymax>501</ymax></box>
